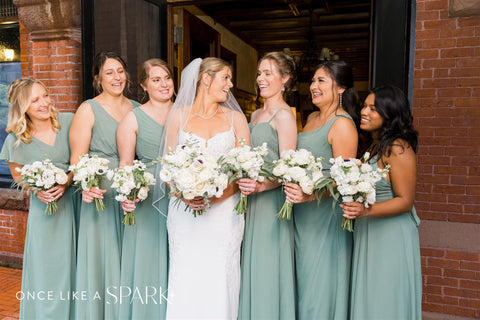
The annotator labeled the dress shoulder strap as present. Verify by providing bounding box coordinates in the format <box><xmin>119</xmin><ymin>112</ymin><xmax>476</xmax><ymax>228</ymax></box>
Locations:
<box><xmin>268</xmin><ymin>107</ymin><xmax>291</xmax><ymax>123</ymax></box>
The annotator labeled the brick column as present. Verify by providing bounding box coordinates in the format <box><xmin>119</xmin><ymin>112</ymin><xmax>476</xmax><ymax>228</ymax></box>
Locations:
<box><xmin>13</xmin><ymin>0</ymin><xmax>82</xmax><ymax>112</ymax></box>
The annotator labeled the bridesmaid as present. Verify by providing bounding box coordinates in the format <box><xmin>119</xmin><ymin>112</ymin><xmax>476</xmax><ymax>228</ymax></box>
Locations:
<box><xmin>70</xmin><ymin>51</ymin><xmax>140</xmax><ymax>319</ymax></box>
<box><xmin>117</xmin><ymin>58</ymin><xmax>174</xmax><ymax>319</ymax></box>
<box><xmin>237</xmin><ymin>51</ymin><xmax>297</xmax><ymax>320</ymax></box>
<box><xmin>342</xmin><ymin>85</ymin><xmax>422</xmax><ymax>319</ymax></box>
<box><xmin>0</xmin><ymin>78</ymin><xmax>75</xmax><ymax>319</ymax></box>
<box><xmin>284</xmin><ymin>60</ymin><xmax>359</xmax><ymax>319</ymax></box>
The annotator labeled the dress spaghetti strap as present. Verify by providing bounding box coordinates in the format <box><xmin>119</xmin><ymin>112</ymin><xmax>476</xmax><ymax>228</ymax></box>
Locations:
<box><xmin>268</xmin><ymin>107</ymin><xmax>291</xmax><ymax>123</ymax></box>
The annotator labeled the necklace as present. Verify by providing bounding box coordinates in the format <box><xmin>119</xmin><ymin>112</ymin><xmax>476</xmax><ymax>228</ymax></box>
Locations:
<box><xmin>193</xmin><ymin>106</ymin><xmax>219</xmax><ymax>120</ymax></box>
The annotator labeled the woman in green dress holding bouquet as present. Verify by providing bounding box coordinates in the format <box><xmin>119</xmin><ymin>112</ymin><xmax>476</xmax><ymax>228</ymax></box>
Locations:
<box><xmin>284</xmin><ymin>60</ymin><xmax>359</xmax><ymax>319</ymax></box>
<box><xmin>69</xmin><ymin>51</ymin><xmax>140</xmax><ymax>319</ymax></box>
<box><xmin>237</xmin><ymin>51</ymin><xmax>297</xmax><ymax>320</ymax></box>
<box><xmin>117</xmin><ymin>58</ymin><xmax>174</xmax><ymax>319</ymax></box>
<box><xmin>0</xmin><ymin>78</ymin><xmax>76</xmax><ymax>319</ymax></box>
<box><xmin>341</xmin><ymin>85</ymin><xmax>422</xmax><ymax>319</ymax></box>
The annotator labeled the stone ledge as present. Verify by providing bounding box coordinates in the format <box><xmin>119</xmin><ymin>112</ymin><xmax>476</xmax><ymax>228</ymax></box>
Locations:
<box><xmin>0</xmin><ymin>252</ymin><xmax>23</xmax><ymax>269</ymax></box>
<box><xmin>0</xmin><ymin>188</ymin><xmax>29</xmax><ymax>211</ymax></box>
<box><xmin>419</xmin><ymin>220</ymin><xmax>480</xmax><ymax>252</ymax></box>
<box><xmin>450</xmin><ymin>0</ymin><xmax>480</xmax><ymax>17</ymax></box>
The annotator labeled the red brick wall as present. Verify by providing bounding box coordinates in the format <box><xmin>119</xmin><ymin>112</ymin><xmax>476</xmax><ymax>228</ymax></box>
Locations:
<box><xmin>0</xmin><ymin>209</ymin><xmax>27</xmax><ymax>258</ymax></box>
<box><xmin>414</xmin><ymin>0</ymin><xmax>480</xmax><ymax>318</ymax></box>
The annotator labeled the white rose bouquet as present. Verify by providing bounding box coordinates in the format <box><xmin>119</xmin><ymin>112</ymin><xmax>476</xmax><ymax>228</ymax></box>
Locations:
<box><xmin>159</xmin><ymin>137</ymin><xmax>229</xmax><ymax>217</ymax></box>
<box><xmin>218</xmin><ymin>138</ymin><xmax>268</xmax><ymax>215</ymax></box>
<box><xmin>329</xmin><ymin>152</ymin><xmax>390</xmax><ymax>232</ymax></box>
<box><xmin>110</xmin><ymin>160</ymin><xmax>156</xmax><ymax>226</ymax></box>
<box><xmin>15</xmin><ymin>159</ymin><xmax>68</xmax><ymax>215</ymax></box>
<box><xmin>69</xmin><ymin>154</ymin><xmax>113</xmax><ymax>211</ymax></box>
<box><xmin>264</xmin><ymin>149</ymin><xmax>328</xmax><ymax>220</ymax></box>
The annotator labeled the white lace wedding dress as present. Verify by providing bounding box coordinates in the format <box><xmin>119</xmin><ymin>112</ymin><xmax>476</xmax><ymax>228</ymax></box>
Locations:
<box><xmin>166</xmin><ymin>128</ymin><xmax>244</xmax><ymax>320</ymax></box>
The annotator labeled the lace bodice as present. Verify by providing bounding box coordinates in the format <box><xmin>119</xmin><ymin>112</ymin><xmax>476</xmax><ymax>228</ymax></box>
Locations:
<box><xmin>179</xmin><ymin>128</ymin><xmax>236</xmax><ymax>157</ymax></box>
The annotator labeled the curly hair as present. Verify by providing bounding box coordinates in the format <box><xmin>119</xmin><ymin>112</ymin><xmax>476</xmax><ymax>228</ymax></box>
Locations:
<box><xmin>365</xmin><ymin>85</ymin><xmax>418</xmax><ymax>159</ymax></box>
<box><xmin>6</xmin><ymin>78</ymin><xmax>60</xmax><ymax>146</ymax></box>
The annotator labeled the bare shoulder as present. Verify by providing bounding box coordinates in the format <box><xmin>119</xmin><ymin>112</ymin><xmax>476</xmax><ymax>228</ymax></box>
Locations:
<box><xmin>72</xmin><ymin>101</ymin><xmax>94</xmax><ymax>124</ymax></box>
<box><xmin>388</xmin><ymin>139</ymin><xmax>416</xmax><ymax>159</ymax></box>
<box><xmin>275</xmin><ymin>107</ymin><xmax>296</xmax><ymax>121</ymax></box>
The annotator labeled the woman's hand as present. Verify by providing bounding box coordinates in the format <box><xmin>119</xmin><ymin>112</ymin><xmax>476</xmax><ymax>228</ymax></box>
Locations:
<box><xmin>237</xmin><ymin>178</ymin><xmax>259</xmax><ymax>196</ymax></box>
<box><xmin>82</xmin><ymin>187</ymin><xmax>107</xmax><ymax>203</ymax></box>
<box><xmin>340</xmin><ymin>202</ymin><xmax>369</xmax><ymax>220</ymax></box>
<box><xmin>36</xmin><ymin>184</ymin><xmax>67</xmax><ymax>204</ymax></box>
<box><xmin>284</xmin><ymin>182</ymin><xmax>315</xmax><ymax>204</ymax></box>
<box><xmin>183</xmin><ymin>196</ymin><xmax>207</xmax><ymax>211</ymax></box>
<box><xmin>121</xmin><ymin>198</ymin><xmax>139</xmax><ymax>213</ymax></box>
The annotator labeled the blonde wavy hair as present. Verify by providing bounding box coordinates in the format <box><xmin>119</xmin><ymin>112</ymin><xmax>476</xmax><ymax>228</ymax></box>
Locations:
<box><xmin>6</xmin><ymin>78</ymin><xmax>60</xmax><ymax>146</ymax></box>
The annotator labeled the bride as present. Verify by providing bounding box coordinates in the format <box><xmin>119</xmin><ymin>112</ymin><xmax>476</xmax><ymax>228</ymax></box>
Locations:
<box><xmin>160</xmin><ymin>57</ymin><xmax>250</xmax><ymax>319</ymax></box>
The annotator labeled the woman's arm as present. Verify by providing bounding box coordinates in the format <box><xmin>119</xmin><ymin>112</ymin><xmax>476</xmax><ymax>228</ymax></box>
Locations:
<box><xmin>341</xmin><ymin>140</ymin><xmax>416</xmax><ymax>219</ymax></box>
<box><xmin>69</xmin><ymin>102</ymin><xmax>95</xmax><ymax>165</ymax></box>
<box><xmin>69</xmin><ymin>102</ymin><xmax>105</xmax><ymax>202</ymax></box>
<box><xmin>117</xmin><ymin>111</ymin><xmax>138</xmax><ymax>167</ymax></box>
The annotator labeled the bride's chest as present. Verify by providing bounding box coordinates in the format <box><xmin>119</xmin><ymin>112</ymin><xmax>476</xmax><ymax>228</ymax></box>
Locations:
<box><xmin>179</xmin><ymin>129</ymin><xmax>235</xmax><ymax>156</ymax></box>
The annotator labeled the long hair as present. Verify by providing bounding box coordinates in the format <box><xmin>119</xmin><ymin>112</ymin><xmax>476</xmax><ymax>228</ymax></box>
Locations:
<box><xmin>6</xmin><ymin>78</ymin><xmax>60</xmax><ymax>146</ymax></box>
<box><xmin>92</xmin><ymin>51</ymin><xmax>130</xmax><ymax>94</ymax></box>
<box><xmin>313</xmin><ymin>60</ymin><xmax>360</xmax><ymax>128</ymax></box>
<box><xmin>196</xmin><ymin>57</ymin><xmax>231</xmax><ymax>95</ymax></box>
<box><xmin>138</xmin><ymin>58</ymin><xmax>175</xmax><ymax>103</ymax></box>
<box><xmin>366</xmin><ymin>85</ymin><xmax>418</xmax><ymax>159</ymax></box>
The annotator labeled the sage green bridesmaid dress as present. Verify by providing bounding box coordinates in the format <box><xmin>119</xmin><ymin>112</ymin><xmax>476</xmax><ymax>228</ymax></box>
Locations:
<box><xmin>238</xmin><ymin>112</ymin><xmax>296</xmax><ymax>320</ymax></box>
<box><xmin>294</xmin><ymin>115</ymin><xmax>353</xmax><ymax>320</ymax></box>
<box><xmin>0</xmin><ymin>113</ymin><xmax>76</xmax><ymax>320</ymax></box>
<box><xmin>119</xmin><ymin>108</ymin><xmax>169</xmax><ymax>319</ymax></box>
<box><xmin>350</xmin><ymin>155</ymin><xmax>422</xmax><ymax>320</ymax></box>
<box><xmin>75</xmin><ymin>99</ymin><xmax>139</xmax><ymax>320</ymax></box>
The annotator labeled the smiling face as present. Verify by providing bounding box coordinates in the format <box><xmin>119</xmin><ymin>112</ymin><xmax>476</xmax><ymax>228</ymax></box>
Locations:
<box><xmin>360</xmin><ymin>93</ymin><xmax>384</xmax><ymax>134</ymax></box>
<box><xmin>25</xmin><ymin>83</ymin><xmax>53</xmax><ymax>122</ymax></box>
<box><xmin>257</xmin><ymin>59</ymin><xmax>287</xmax><ymax>99</ymax></box>
<box><xmin>310</xmin><ymin>67</ymin><xmax>344</xmax><ymax>109</ymax></box>
<box><xmin>98</xmin><ymin>58</ymin><xmax>127</xmax><ymax>96</ymax></box>
<box><xmin>207</xmin><ymin>66</ymin><xmax>233</xmax><ymax>103</ymax></box>
<box><xmin>143</xmin><ymin>65</ymin><xmax>174</xmax><ymax>103</ymax></box>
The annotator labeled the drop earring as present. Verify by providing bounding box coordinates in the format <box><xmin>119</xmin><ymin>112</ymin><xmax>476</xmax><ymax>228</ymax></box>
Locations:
<box><xmin>339</xmin><ymin>93</ymin><xmax>343</xmax><ymax>107</ymax></box>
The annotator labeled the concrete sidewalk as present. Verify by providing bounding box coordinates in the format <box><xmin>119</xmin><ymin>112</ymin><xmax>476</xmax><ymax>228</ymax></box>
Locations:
<box><xmin>0</xmin><ymin>266</ymin><xmax>21</xmax><ymax>319</ymax></box>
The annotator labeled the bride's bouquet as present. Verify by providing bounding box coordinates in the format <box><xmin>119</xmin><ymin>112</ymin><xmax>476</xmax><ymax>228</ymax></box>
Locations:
<box><xmin>329</xmin><ymin>152</ymin><xmax>390</xmax><ymax>232</ymax></box>
<box><xmin>159</xmin><ymin>137</ymin><xmax>229</xmax><ymax>217</ymax></box>
<box><xmin>264</xmin><ymin>149</ymin><xmax>329</xmax><ymax>220</ymax></box>
<box><xmin>69</xmin><ymin>154</ymin><xmax>113</xmax><ymax>211</ymax></box>
<box><xmin>218</xmin><ymin>138</ymin><xmax>268</xmax><ymax>215</ymax></box>
<box><xmin>111</xmin><ymin>160</ymin><xmax>156</xmax><ymax>226</ymax></box>
<box><xmin>15</xmin><ymin>159</ymin><xmax>69</xmax><ymax>215</ymax></box>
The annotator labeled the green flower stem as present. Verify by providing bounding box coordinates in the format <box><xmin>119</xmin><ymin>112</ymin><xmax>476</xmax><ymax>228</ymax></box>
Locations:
<box><xmin>123</xmin><ymin>210</ymin><xmax>136</xmax><ymax>226</ymax></box>
<box><xmin>342</xmin><ymin>217</ymin><xmax>354</xmax><ymax>232</ymax></box>
<box><xmin>95</xmin><ymin>198</ymin><xmax>106</xmax><ymax>211</ymax></box>
<box><xmin>44</xmin><ymin>201</ymin><xmax>58</xmax><ymax>215</ymax></box>
<box><xmin>277</xmin><ymin>200</ymin><xmax>293</xmax><ymax>220</ymax></box>
<box><xmin>235</xmin><ymin>194</ymin><xmax>248</xmax><ymax>215</ymax></box>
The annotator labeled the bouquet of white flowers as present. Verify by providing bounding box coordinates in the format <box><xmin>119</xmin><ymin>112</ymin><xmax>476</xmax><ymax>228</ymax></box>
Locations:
<box><xmin>329</xmin><ymin>152</ymin><xmax>390</xmax><ymax>232</ymax></box>
<box><xmin>264</xmin><ymin>149</ymin><xmax>328</xmax><ymax>220</ymax></box>
<box><xmin>69</xmin><ymin>154</ymin><xmax>113</xmax><ymax>211</ymax></box>
<box><xmin>159</xmin><ymin>137</ymin><xmax>229</xmax><ymax>217</ymax></box>
<box><xmin>15</xmin><ymin>159</ymin><xmax>69</xmax><ymax>215</ymax></box>
<box><xmin>218</xmin><ymin>138</ymin><xmax>268</xmax><ymax>215</ymax></box>
<box><xmin>110</xmin><ymin>160</ymin><xmax>156</xmax><ymax>226</ymax></box>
